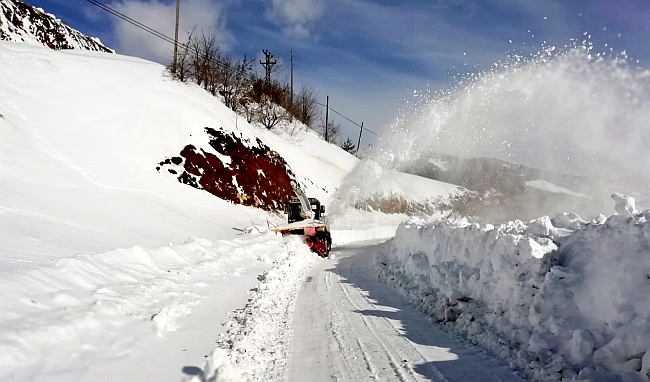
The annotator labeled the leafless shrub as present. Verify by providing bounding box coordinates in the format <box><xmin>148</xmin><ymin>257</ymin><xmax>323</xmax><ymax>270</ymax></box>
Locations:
<box><xmin>166</xmin><ymin>38</ymin><xmax>324</xmax><ymax>138</ymax></box>
<box><xmin>277</xmin><ymin>120</ymin><xmax>306</xmax><ymax>143</ymax></box>
<box><xmin>193</xmin><ymin>30</ymin><xmax>221</xmax><ymax>90</ymax></box>
<box><xmin>318</xmin><ymin>118</ymin><xmax>341</xmax><ymax>144</ymax></box>
<box><xmin>219</xmin><ymin>56</ymin><xmax>255</xmax><ymax>111</ymax></box>
<box><xmin>168</xmin><ymin>28</ymin><xmax>195</xmax><ymax>82</ymax></box>
<box><xmin>254</xmin><ymin>95</ymin><xmax>290</xmax><ymax>130</ymax></box>
<box><xmin>292</xmin><ymin>85</ymin><xmax>319</xmax><ymax>128</ymax></box>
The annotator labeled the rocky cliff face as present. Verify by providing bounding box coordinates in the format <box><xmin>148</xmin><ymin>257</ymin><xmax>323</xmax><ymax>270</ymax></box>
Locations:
<box><xmin>0</xmin><ymin>0</ymin><xmax>112</xmax><ymax>52</ymax></box>
<box><xmin>157</xmin><ymin>127</ymin><xmax>297</xmax><ymax>211</ymax></box>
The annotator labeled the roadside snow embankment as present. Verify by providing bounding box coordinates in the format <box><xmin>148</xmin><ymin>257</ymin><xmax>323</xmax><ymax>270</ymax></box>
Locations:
<box><xmin>0</xmin><ymin>234</ymin><xmax>288</xmax><ymax>381</ymax></box>
<box><xmin>191</xmin><ymin>237</ymin><xmax>319</xmax><ymax>382</ymax></box>
<box><xmin>376</xmin><ymin>201</ymin><xmax>650</xmax><ymax>382</ymax></box>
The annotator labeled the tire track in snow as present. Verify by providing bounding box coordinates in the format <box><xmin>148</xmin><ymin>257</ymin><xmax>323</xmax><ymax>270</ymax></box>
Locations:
<box><xmin>287</xmin><ymin>244</ymin><xmax>524</xmax><ymax>382</ymax></box>
<box><xmin>336</xmin><ymin>267</ymin><xmax>423</xmax><ymax>382</ymax></box>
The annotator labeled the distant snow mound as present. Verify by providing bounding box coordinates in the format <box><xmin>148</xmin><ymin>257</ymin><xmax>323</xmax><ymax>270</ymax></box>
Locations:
<box><xmin>0</xmin><ymin>0</ymin><xmax>113</xmax><ymax>52</ymax></box>
<box><xmin>377</xmin><ymin>198</ymin><xmax>650</xmax><ymax>382</ymax></box>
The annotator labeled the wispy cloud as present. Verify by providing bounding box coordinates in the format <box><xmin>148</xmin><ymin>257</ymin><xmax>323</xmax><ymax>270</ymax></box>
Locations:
<box><xmin>263</xmin><ymin>0</ymin><xmax>324</xmax><ymax>39</ymax></box>
<box><xmin>318</xmin><ymin>0</ymin><xmax>585</xmax><ymax>76</ymax></box>
<box><xmin>105</xmin><ymin>0</ymin><xmax>233</xmax><ymax>64</ymax></box>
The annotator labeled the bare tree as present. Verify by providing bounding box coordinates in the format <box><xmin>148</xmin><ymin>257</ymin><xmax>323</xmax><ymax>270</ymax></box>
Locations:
<box><xmin>219</xmin><ymin>56</ymin><xmax>254</xmax><ymax>111</ymax></box>
<box><xmin>168</xmin><ymin>27</ymin><xmax>195</xmax><ymax>82</ymax></box>
<box><xmin>168</xmin><ymin>32</ymin><xmax>324</xmax><ymax>134</ymax></box>
<box><xmin>254</xmin><ymin>94</ymin><xmax>289</xmax><ymax>130</ymax></box>
<box><xmin>287</xmin><ymin>85</ymin><xmax>319</xmax><ymax>127</ymax></box>
<box><xmin>186</xmin><ymin>30</ymin><xmax>221</xmax><ymax>89</ymax></box>
<box><xmin>319</xmin><ymin>118</ymin><xmax>341</xmax><ymax>144</ymax></box>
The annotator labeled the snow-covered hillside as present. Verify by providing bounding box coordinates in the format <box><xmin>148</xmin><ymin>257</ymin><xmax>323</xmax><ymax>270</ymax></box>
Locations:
<box><xmin>8</xmin><ymin>4</ymin><xmax>650</xmax><ymax>382</ymax></box>
<box><xmin>0</xmin><ymin>38</ymin><xmax>350</xmax><ymax>379</ymax></box>
<box><xmin>0</xmin><ymin>34</ymin><xmax>463</xmax><ymax>379</ymax></box>
<box><xmin>0</xmin><ymin>0</ymin><xmax>112</xmax><ymax>52</ymax></box>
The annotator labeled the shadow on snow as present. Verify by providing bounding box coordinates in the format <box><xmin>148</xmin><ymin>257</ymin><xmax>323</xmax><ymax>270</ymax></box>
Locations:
<box><xmin>328</xmin><ymin>243</ymin><xmax>527</xmax><ymax>382</ymax></box>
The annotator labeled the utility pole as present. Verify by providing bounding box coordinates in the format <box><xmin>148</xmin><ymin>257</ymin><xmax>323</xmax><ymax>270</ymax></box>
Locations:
<box><xmin>325</xmin><ymin>95</ymin><xmax>329</xmax><ymax>143</ymax></box>
<box><xmin>172</xmin><ymin>0</ymin><xmax>181</xmax><ymax>73</ymax></box>
<box><xmin>290</xmin><ymin>48</ymin><xmax>294</xmax><ymax>104</ymax></box>
<box><xmin>356</xmin><ymin>122</ymin><xmax>364</xmax><ymax>157</ymax></box>
<box><xmin>260</xmin><ymin>49</ymin><xmax>277</xmax><ymax>85</ymax></box>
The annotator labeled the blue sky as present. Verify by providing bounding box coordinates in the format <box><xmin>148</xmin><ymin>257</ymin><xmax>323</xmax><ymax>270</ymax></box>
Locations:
<box><xmin>27</xmin><ymin>0</ymin><xmax>650</xmax><ymax>147</ymax></box>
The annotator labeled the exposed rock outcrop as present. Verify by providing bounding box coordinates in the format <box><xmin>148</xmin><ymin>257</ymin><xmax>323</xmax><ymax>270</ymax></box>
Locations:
<box><xmin>0</xmin><ymin>0</ymin><xmax>113</xmax><ymax>52</ymax></box>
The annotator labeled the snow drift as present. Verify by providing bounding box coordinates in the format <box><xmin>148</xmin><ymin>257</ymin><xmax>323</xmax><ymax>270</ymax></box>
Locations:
<box><xmin>376</xmin><ymin>196</ymin><xmax>650</xmax><ymax>382</ymax></box>
<box><xmin>0</xmin><ymin>234</ymin><xmax>293</xmax><ymax>381</ymax></box>
<box><xmin>187</xmin><ymin>238</ymin><xmax>320</xmax><ymax>382</ymax></box>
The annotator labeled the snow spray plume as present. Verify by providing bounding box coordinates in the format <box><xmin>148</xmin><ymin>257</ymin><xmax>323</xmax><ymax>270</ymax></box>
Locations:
<box><xmin>333</xmin><ymin>39</ymin><xmax>650</xmax><ymax>223</ymax></box>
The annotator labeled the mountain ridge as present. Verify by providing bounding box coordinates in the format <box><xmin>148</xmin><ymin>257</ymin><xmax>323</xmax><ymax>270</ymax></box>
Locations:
<box><xmin>0</xmin><ymin>0</ymin><xmax>113</xmax><ymax>52</ymax></box>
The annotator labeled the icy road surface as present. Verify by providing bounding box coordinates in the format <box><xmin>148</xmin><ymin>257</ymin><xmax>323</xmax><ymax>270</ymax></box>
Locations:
<box><xmin>287</xmin><ymin>243</ymin><xmax>527</xmax><ymax>382</ymax></box>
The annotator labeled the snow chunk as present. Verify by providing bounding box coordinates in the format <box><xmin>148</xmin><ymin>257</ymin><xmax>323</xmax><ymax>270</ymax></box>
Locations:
<box><xmin>611</xmin><ymin>192</ymin><xmax>637</xmax><ymax>216</ymax></box>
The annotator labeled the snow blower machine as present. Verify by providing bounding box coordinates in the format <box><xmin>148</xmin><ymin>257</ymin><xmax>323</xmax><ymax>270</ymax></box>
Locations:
<box><xmin>271</xmin><ymin>182</ymin><xmax>332</xmax><ymax>257</ymax></box>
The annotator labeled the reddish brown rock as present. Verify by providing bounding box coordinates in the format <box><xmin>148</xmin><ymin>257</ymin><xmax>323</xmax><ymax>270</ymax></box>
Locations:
<box><xmin>158</xmin><ymin>127</ymin><xmax>296</xmax><ymax>211</ymax></box>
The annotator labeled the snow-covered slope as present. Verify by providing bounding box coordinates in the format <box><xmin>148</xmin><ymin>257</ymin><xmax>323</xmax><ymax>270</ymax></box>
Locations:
<box><xmin>0</xmin><ymin>41</ymin><xmax>357</xmax><ymax>267</ymax></box>
<box><xmin>0</xmin><ymin>40</ymin><xmax>361</xmax><ymax>380</ymax></box>
<box><xmin>0</xmin><ymin>35</ymin><xmax>466</xmax><ymax>379</ymax></box>
<box><xmin>0</xmin><ymin>0</ymin><xmax>112</xmax><ymax>52</ymax></box>
<box><xmin>0</xmin><ymin>8</ymin><xmax>464</xmax><ymax>378</ymax></box>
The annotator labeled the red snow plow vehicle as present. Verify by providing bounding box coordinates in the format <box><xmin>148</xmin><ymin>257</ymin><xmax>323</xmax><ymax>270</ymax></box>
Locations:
<box><xmin>271</xmin><ymin>184</ymin><xmax>332</xmax><ymax>257</ymax></box>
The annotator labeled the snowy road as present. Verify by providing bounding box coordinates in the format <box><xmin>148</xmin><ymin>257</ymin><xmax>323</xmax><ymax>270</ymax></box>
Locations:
<box><xmin>287</xmin><ymin>243</ymin><xmax>527</xmax><ymax>382</ymax></box>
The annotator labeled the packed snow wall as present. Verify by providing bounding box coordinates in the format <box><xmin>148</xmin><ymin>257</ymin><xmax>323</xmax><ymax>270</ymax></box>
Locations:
<box><xmin>376</xmin><ymin>200</ymin><xmax>650</xmax><ymax>382</ymax></box>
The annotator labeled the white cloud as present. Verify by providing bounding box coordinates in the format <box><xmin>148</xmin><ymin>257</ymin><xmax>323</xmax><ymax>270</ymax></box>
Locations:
<box><xmin>106</xmin><ymin>0</ymin><xmax>232</xmax><ymax>64</ymax></box>
<box><xmin>265</xmin><ymin>0</ymin><xmax>324</xmax><ymax>39</ymax></box>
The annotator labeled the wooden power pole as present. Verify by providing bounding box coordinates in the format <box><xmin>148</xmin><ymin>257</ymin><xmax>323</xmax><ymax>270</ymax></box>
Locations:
<box><xmin>260</xmin><ymin>49</ymin><xmax>277</xmax><ymax>85</ymax></box>
<box><xmin>325</xmin><ymin>95</ymin><xmax>329</xmax><ymax>143</ymax></box>
<box><xmin>356</xmin><ymin>122</ymin><xmax>364</xmax><ymax>157</ymax></box>
<box><xmin>172</xmin><ymin>0</ymin><xmax>180</xmax><ymax>72</ymax></box>
<box><xmin>290</xmin><ymin>48</ymin><xmax>294</xmax><ymax>104</ymax></box>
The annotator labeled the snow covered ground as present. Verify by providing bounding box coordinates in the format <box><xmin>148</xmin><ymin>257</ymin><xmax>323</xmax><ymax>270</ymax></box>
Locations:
<box><xmin>0</xmin><ymin>233</ymin><xmax>291</xmax><ymax>381</ymax></box>
<box><xmin>0</xmin><ymin>41</ymin><xmax>359</xmax><ymax>381</ymax></box>
<box><xmin>376</xmin><ymin>198</ymin><xmax>650</xmax><ymax>382</ymax></box>
<box><xmin>0</xmin><ymin>40</ymin><xmax>463</xmax><ymax>381</ymax></box>
<box><xmin>4</xmin><ymin>11</ymin><xmax>650</xmax><ymax>382</ymax></box>
<box><xmin>187</xmin><ymin>237</ymin><xmax>530</xmax><ymax>382</ymax></box>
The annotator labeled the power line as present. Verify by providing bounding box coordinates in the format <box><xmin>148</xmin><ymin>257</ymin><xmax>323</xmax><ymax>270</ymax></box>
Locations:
<box><xmin>84</xmin><ymin>0</ymin><xmax>378</xmax><ymax>139</ymax></box>
<box><xmin>315</xmin><ymin>101</ymin><xmax>380</xmax><ymax>137</ymax></box>
<box><xmin>86</xmin><ymin>0</ymin><xmax>173</xmax><ymax>44</ymax></box>
<box><xmin>85</xmin><ymin>0</ymin><xmax>243</xmax><ymax>75</ymax></box>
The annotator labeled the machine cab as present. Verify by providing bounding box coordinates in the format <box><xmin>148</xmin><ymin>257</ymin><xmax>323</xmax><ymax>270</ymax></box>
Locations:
<box><xmin>286</xmin><ymin>197</ymin><xmax>325</xmax><ymax>223</ymax></box>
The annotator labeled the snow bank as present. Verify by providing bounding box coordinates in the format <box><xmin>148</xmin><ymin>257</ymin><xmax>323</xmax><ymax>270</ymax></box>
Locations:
<box><xmin>332</xmin><ymin>226</ymin><xmax>399</xmax><ymax>246</ymax></box>
<box><xmin>376</xmin><ymin>199</ymin><xmax>650</xmax><ymax>382</ymax></box>
<box><xmin>194</xmin><ymin>238</ymin><xmax>319</xmax><ymax>382</ymax></box>
<box><xmin>0</xmin><ymin>234</ymin><xmax>288</xmax><ymax>380</ymax></box>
